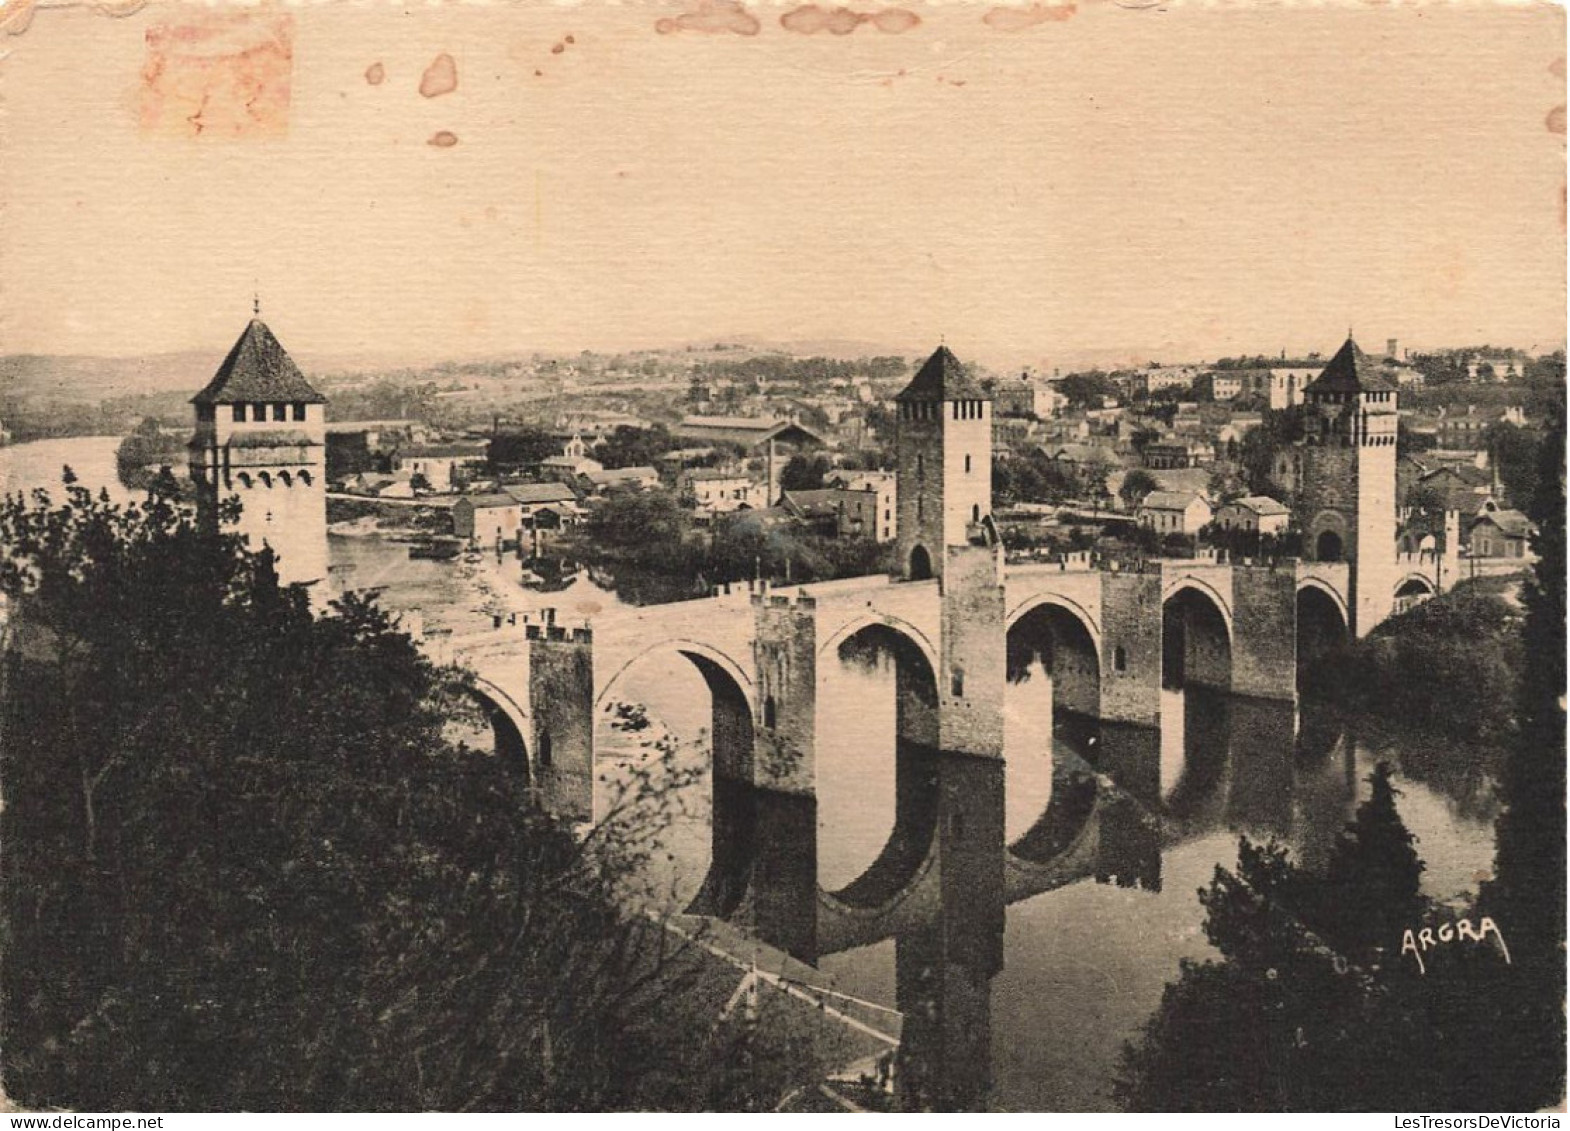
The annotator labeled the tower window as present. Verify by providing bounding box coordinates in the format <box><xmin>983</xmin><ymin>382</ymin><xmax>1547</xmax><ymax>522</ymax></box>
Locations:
<box><xmin>232</xmin><ymin>405</ymin><xmax>245</xmax><ymax>422</ymax></box>
<box><xmin>538</xmin><ymin>730</ymin><xmax>553</xmax><ymax>768</ymax></box>
<box><xmin>763</xmin><ymin>695</ymin><xmax>777</xmax><ymax>730</ymax></box>
<box><xmin>299</xmin><ymin>470</ymin><xmax>313</xmax><ymax>486</ymax></box>
<box><xmin>1114</xmin><ymin>646</ymin><xmax>1127</xmax><ymax>672</ymax></box>
<box><xmin>950</xmin><ymin>668</ymin><xmax>964</xmax><ymax>697</ymax></box>
<box><xmin>293</xmin><ymin>403</ymin><xmax>307</xmax><ymax>421</ymax></box>
<box><xmin>972</xmin><ymin>503</ymin><xmax>980</xmax><ymax>523</ymax></box>
<box><xmin>251</xmin><ymin>403</ymin><xmax>266</xmax><ymax>421</ymax></box>
<box><xmin>965</xmin><ymin>454</ymin><xmax>972</xmax><ymax>473</ymax></box>
<box><xmin>272</xmin><ymin>403</ymin><xmax>287</xmax><ymax>422</ymax></box>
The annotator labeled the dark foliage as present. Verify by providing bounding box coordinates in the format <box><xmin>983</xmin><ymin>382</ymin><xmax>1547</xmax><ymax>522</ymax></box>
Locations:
<box><xmin>1299</xmin><ymin>590</ymin><xmax>1523</xmax><ymax>744</ymax></box>
<box><xmin>1118</xmin><ymin>768</ymin><xmax>1556</xmax><ymax>1112</ymax></box>
<box><xmin>0</xmin><ymin>476</ymin><xmax>833</xmax><ymax>1110</ymax></box>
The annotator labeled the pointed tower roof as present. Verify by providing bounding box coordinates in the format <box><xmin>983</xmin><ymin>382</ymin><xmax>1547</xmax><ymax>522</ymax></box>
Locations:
<box><xmin>191</xmin><ymin>319</ymin><xmax>326</xmax><ymax>405</ymax></box>
<box><xmin>1306</xmin><ymin>336</ymin><xmax>1398</xmax><ymax>395</ymax></box>
<box><xmin>895</xmin><ymin>345</ymin><xmax>990</xmax><ymax>402</ymax></box>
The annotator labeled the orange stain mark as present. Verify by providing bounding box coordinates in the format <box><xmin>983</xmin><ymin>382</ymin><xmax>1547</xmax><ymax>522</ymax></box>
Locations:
<box><xmin>982</xmin><ymin>2</ymin><xmax>1076</xmax><ymax>31</ymax></box>
<box><xmin>1551</xmin><ymin>57</ymin><xmax>1566</xmax><ymax>79</ymax></box>
<box><xmin>1547</xmin><ymin>105</ymin><xmax>1566</xmax><ymax>135</ymax></box>
<box><xmin>428</xmin><ymin>130</ymin><xmax>459</xmax><ymax>148</ymax></box>
<box><xmin>551</xmin><ymin>41</ymin><xmax>566</xmax><ymax>54</ymax></box>
<box><xmin>140</xmin><ymin>9</ymin><xmax>293</xmax><ymax>139</ymax></box>
<box><xmin>780</xmin><ymin>5</ymin><xmax>920</xmax><ymax>34</ymax></box>
<box><xmin>364</xmin><ymin>61</ymin><xmax>385</xmax><ymax>85</ymax></box>
<box><xmin>419</xmin><ymin>52</ymin><xmax>458</xmax><ymax>98</ymax></box>
<box><xmin>655</xmin><ymin>0</ymin><xmax>761</xmax><ymax>35</ymax></box>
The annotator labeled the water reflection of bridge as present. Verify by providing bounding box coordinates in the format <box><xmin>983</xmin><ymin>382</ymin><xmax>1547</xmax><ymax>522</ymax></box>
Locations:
<box><xmin>419</xmin><ymin>546</ymin><xmax>1377</xmax><ymax>967</ymax></box>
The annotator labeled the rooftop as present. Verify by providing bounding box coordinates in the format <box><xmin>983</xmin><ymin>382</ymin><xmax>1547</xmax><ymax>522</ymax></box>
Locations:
<box><xmin>1139</xmin><ymin>490</ymin><xmax>1208</xmax><ymax>511</ymax></box>
<box><xmin>894</xmin><ymin>345</ymin><xmax>990</xmax><ymax>402</ymax></box>
<box><xmin>1307</xmin><ymin>337</ymin><xmax>1399</xmax><ymax>395</ymax></box>
<box><xmin>192</xmin><ymin>319</ymin><xmax>327</xmax><ymax>406</ymax></box>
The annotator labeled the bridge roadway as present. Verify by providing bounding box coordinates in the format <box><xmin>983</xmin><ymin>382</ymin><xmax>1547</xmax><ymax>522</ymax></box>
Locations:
<box><xmin>416</xmin><ymin>548</ymin><xmax>1436</xmax><ymax>962</ymax></box>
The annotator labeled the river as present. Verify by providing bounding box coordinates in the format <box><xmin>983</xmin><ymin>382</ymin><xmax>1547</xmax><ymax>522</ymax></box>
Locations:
<box><xmin>2</xmin><ymin>435</ymin><xmax>1499</xmax><ymax>1112</ymax></box>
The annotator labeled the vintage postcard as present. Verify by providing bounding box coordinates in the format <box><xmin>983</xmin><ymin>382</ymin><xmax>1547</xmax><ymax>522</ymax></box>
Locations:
<box><xmin>0</xmin><ymin>0</ymin><xmax>1564</xmax><ymax>1115</ymax></box>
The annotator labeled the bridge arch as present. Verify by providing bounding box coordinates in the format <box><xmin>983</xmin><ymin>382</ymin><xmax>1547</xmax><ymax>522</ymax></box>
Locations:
<box><xmin>1003</xmin><ymin>595</ymin><xmax>1103</xmax><ymax>848</ymax></box>
<box><xmin>591</xmin><ymin>639</ymin><xmax>758</xmax><ymax>918</ymax></box>
<box><xmin>456</xmin><ymin>677</ymin><xmax>531</xmax><ymax>779</ymax></box>
<box><xmin>816</xmin><ymin>619</ymin><xmax>942</xmax><ymax>911</ymax></box>
<box><xmin>1162</xmin><ymin>581</ymin><xmax>1233</xmax><ymax>692</ymax></box>
<box><xmin>595</xmin><ymin>638</ymin><xmax>755</xmax><ymax>714</ymax></box>
<box><xmin>1296</xmin><ymin>582</ymin><xmax>1349</xmax><ymax>684</ymax></box>
<box><xmin>817</xmin><ymin>610</ymin><xmax>941</xmax><ymax>680</ymax></box>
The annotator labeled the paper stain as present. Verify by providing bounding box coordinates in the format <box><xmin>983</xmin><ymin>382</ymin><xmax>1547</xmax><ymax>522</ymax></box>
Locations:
<box><xmin>1</xmin><ymin>0</ymin><xmax>38</xmax><ymax>36</ymax></box>
<box><xmin>428</xmin><ymin>130</ymin><xmax>459</xmax><ymax>148</ymax></box>
<box><xmin>139</xmin><ymin>9</ymin><xmax>293</xmax><ymax>139</ymax></box>
<box><xmin>983</xmin><ymin>3</ymin><xmax>1076</xmax><ymax>31</ymax></box>
<box><xmin>780</xmin><ymin>5</ymin><xmax>920</xmax><ymax>34</ymax></box>
<box><xmin>364</xmin><ymin>61</ymin><xmax>385</xmax><ymax>86</ymax></box>
<box><xmin>655</xmin><ymin>1</ymin><xmax>761</xmax><ymax>36</ymax></box>
<box><xmin>419</xmin><ymin>52</ymin><xmax>458</xmax><ymax>98</ymax></box>
<box><xmin>1547</xmin><ymin>105</ymin><xmax>1566</xmax><ymax>135</ymax></box>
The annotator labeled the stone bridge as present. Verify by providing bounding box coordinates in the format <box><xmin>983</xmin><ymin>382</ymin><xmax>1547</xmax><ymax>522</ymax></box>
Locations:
<box><xmin>417</xmin><ymin>545</ymin><xmax>1373</xmax><ymax>962</ymax></box>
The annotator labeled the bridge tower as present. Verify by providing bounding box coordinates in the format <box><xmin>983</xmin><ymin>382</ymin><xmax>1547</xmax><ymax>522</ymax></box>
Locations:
<box><xmin>1292</xmin><ymin>335</ymin><xmax>1399</xmax><ymax>636</ymax></box>
<box><xmin>189</xmin><ymin>315</ymin><xmax>329</xmax><ymax>598</ymax></box>
<box><xmin>894</xmin><ymin>346</ymin><xmax>994</xmax><ymax>584</ymax></box>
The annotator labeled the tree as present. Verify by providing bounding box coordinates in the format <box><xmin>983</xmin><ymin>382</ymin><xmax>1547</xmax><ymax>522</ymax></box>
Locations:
<box><xmin>1205</xmin><ymin>461</ymin><xmax>1248</xmax><ymax>504</ymax></box>
<box><xmin>115</xmin><ymin>417</ymin><xmax>190</xmax><ymax>494</ymax></box>
<box><xmin>598</xmin><ymin>424</ymin><xmax>675</xmax><ymax>471</ymax></box>
<box><xmin>778</xmin><ymin>454</ymin><xmax>830</xmax><ymax>493</ymax></box>
<box><xmin>1311</xmin><ymin>763</ymin><xmax>1426</xmax><ymax>962</ymax></box>
<box><xmin>488</xmin><ymin>426</ymin><xmax>559</xmax><ymax>472</ymax></box>
<box><xmin>0</xmin><ymin>476</ymin><xmax>823</xmax><ymax>1111</ymax></box>
<box><xmin>1482</xmin><ymin>421</ymin><xmax>1543</xmax><ymax>510</ymax></box>
<box><xmin>1119</xmin><ymin>469</ymin><xmax>1159</xmax><ymax>510</ymax></box>
<box><xmin>1485</xmin><ymin>402</ymin><xmax>1566</xmax><ymax>990</ymax></box>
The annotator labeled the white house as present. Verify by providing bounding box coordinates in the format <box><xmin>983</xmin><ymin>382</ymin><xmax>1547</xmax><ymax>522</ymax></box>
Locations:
<box><xmin>1136</xmin><ymin>490</ymin><xmax>1213</xmax><ymax>535</ymax></box>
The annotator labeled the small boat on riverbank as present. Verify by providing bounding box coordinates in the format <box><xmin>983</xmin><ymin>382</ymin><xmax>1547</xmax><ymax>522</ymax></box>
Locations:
<box><xmin>408</xmin><ymin>537</ymin><xmax>462</xmax><ymax>561</ymax></box>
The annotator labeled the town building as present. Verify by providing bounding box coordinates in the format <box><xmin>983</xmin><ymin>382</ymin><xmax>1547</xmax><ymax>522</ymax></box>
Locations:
<box><xmin>189</xmin><ymin>316</ymin><xmax>328</xmax><ymax>596</ymax></box>
<box><xmin>825</xmin><ymin>468</ymin><xmax>897</xmax><ymax>542</ymax></box>
<box><xmin>1469</xmin><ymin>507</ymin><xmax>1536</xmax><ymax>559</ymax></box>
<box><xmin>452</xmin><ymin>494</ymin><xmax>524</xmax><ymax>547</ymax></box>
<box><xmin>391</xmin><ymin>441</ymin><xmax>488</xmax><ymax>492</ymax></box>
<box><xmin>1143</xmin><ymin>437</ymin><xmax>1214</xmax><ymax>470</ymax></box>
<box><xmin>582</xmin><ymin>466</ymin><xmax>660</xmax><ymax>495</ymax></box>
<box><xmin>680</xmin><ymin>467</ymin><xmax>765</xmax><ymax>512</ymax></box>
<box><xmin>1214</xmin><ymin>495</ymin><xmax>1291</xmax><ymax>536</ymax></box>
<box><xmin>1136</xmin><ymin>491</ymin><xmax>1212</xmax><ymax>535</ymax></box>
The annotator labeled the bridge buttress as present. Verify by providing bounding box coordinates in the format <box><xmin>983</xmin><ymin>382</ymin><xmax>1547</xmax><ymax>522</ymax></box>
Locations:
<box><xmin>938</xmin><ymin>545</ymin><xmax>1006</xmax><ymax>759</ymax></box>
<box><xmin>1229</xmin><ymin>566</ymin><xmax>1299</xmax><ymax>704</ymax></box>
<box><xmin>1097</xmin><ymin>571</ymin><xmax>1164</xmax><ymax>728</ymax></box>
<box><xmin>744</xmin><ymin>590</ymin><xmax>820</xmax><ymax>960</ymax></box>
<box><xmin>527</xmin><ymin>615</ymin><xmax>594</xmax><ymax>822</ymax></box>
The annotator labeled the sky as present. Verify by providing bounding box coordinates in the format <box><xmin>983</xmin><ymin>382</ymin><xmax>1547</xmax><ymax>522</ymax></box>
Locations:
<box><xmin>1</xmin><ymin>0</ymin><xmax>1564</xmax><ymax>369</ymax></box>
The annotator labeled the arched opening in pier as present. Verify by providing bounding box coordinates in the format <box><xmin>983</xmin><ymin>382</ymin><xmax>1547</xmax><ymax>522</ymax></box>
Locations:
<box><xmin>1394</xmin><ymin>576</ymin><xmax>1437</xmax><ymax>610</ymax></box>
<box><xmin>908</xmin><ymin>544</ymin><xmax>934</xmax><ymax>582</ymax></box>
<box><xmin>817</xmin><ymin>622</ymin><xmax>940</xmax><ymax>907</ymax></box>
<box><xmin>593</xmin><ymin>644</ymin><xmax>756</xmax><ymax>917</ymax></box>
<box><xmin>1003</xmin><ymin>601</ymin><xmax>1102</xmax><ymax>854</ymax></box>
<box><xmin>1315</xmin><ymin>529</ymin><xmax>1344</xmax><ymax>563</ymax></box>
<box><xmin>1296</xmin><ymin>583</ymin><xmax>1349</xmax><ymax>687</ymax></box>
